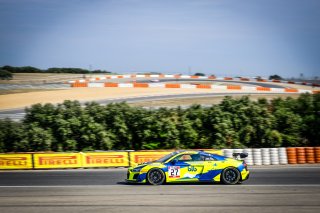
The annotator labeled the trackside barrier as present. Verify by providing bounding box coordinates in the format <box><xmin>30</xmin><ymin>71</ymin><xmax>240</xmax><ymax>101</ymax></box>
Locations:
<box><xmin>286</xmin><ymin>147</ymin><xmax>320</xmax><ymax>164</ymax></box>
<box><xmin>33</xmin><ymin>153</ymin><xmax>82</xmax><ymax>169</ymax></box>
<box><xmin>0</xmin><ymin>148</ymin><xmax>319</xmax><ymax>170</ymax></box>
<box><xmin>82</xmin><ymin>152</ymin><xmax>129</xmax><ymax>167</ymax></box>
<box><xmin>315</xmin><ymin>147</ymin><xmax>320</xmax><ymax>163</ymax></box>
<box><xmin>279</xmin><ymin>147</ymin><xmax>288</xmax><ymax>165</ymax></box>
<box><xmin>69</xmin><ymin>81</ymin><xmax>315</xmax><ymax>94</ymax></box>
<box><xmin>305</xmin><ymin>147</ymin><xmax>315</xmax><ymax>164</ymax></box>
<box><xmin>253</xmin><ymin>149</ymin><xmax>262</xmax><ymax>165</ymax></box>
<box><xmin>243</xmin><ymin>148</ymin><xmax>253</xmax><ymax>165</ymax></box>
<box><xmin>287</xmin><ymin>148</ymin><xmax>297</xmax><ymax>164</ymax></box>
<box><xmin>270</xmin><ymin>148</ymin><xmax>280</xmax><ymax>165</ymax></box>
<box><xmin>0</xmin><ymin>154</ymin><xmax>33</xmax><ymax>169</ymax></box>
<box><xmin>262</xmin><ymin>148</ymin><xmax>271</xmax><ymax>165</ymax></box>
<box><xmin>223</xmin><ymin>149</ymin><xmax>233</xmax><ymax>158</ymax></box>
<box><xmin>296</xmin><ymin>147</ymin><xmax>306</xmax><ymax>164</ymax></box>
<box><xmin>223</xmin><ymin>147</ymin><xmax>318</xmax><ymax>166</ymax></box>
<box><xmin>68</xmin><ymin>74</ymin><xmax>320</xmax><ymax>88</ymax></box>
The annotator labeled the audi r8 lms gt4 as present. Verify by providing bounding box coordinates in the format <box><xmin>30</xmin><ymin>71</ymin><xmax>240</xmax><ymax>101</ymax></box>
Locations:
<box><xmin>126</xmin><ymin>150</ymin><xmax>249</xmax><ymax>185</ymax></box>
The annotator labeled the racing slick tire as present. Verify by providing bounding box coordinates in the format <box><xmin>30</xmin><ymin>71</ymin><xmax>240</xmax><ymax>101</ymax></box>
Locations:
<box><xmin>221</xmin><ymin>167</ymin><xmax>241</xmax><ymax>185</ymax></box>
<box><xmin>147</xmin><ymin>168</ymin><xmax>166</xmax><ymax>185</ymax></box>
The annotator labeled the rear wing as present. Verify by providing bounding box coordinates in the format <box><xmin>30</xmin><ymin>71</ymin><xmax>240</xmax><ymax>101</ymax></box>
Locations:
<box><xmin>232</xmin><ymin>152</ymin><xmax>248</xmax><ymax>160</ymax></box>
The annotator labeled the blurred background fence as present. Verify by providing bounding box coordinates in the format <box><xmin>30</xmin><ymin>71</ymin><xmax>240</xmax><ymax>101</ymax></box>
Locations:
<box><xmin>0</xmin><ymin>147</ymin><xmax>319</xmax><ymax>170</ymax></box>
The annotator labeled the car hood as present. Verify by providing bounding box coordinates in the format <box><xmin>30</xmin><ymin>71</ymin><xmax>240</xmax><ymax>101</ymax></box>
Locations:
<box><xmin>132</xmin><ymin>161</ymin><xmax>163</xmax><ymax>169</ymax></box>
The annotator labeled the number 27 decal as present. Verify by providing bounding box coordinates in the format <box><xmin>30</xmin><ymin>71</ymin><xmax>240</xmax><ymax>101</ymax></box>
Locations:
<box><xmin>168</xmin><ymin>166</ymin><xmax>180</xmax><ymax>178</ymax></box>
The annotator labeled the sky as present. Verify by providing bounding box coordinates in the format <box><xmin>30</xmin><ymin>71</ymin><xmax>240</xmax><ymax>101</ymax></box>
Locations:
<box><xmin>0</xmin><ymin>0</ymin><xmax>320</xmax><ymax>78</ymax></box>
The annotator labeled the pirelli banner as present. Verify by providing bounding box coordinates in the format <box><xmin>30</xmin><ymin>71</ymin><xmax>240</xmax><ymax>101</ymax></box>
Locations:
<box><xmin>33</xmin><ymin>153</ymin><xmax>82</xmax><ymax>169</ymax></box>
<box><xmin>0</xmin><ymin>149</ymin><xmax>223</xmax><ymax>169</ymax></box>
<box><xmin>129</xmin><ymin>151</ymin><xmax>171</xmax><ymax>167</ymax></box>
<box><xmin>31</xmin><ymin>152</ymin><xmax>129</xmax><ymax>169</ymax></box>
<box><xmin>82</xmin><ymin>152</ymin><xmax>129</xmax><ymax>167</ymax></box>
<box><xmin>0</xmin><ymin>154</ymin><xmax>33</xmax><ymax>169</ymax></box>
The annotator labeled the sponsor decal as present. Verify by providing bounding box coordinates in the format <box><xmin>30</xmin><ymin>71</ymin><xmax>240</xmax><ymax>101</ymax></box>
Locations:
<box><xmin>168</xmin><ymin>166</ymin><xmax>180</xmax><ymax>178</ymax></box>
<box><xmin>38</xmin><ymin>156</ymin><xmax>78</xmax><ymax>165</ymax></box>
<box><xmin>0</xmin><ymin>157</ymin><xmax>27</xmax><ymax>166</ymax></box>
<box><xmin>0</xmin><ymin>154</ymin><xmax>32</xmax><ymax>169</ymax></box>
<box><xmin>188</xmin><ymin>166</ymin><xmax>197</xmax><ymax>172</ymax></box>
<box><xmin>86</xmin><ymin>155</ymin><xmax>124</xmax><ymax>164</ymax></box>
<box><xmin>34</xmin><ymin>154</ymin><xmax>82</xmax><ymax>168</ymax></box>
<box><xmin>183</xmin><ymin>173</ymin><xmax>196</xmax><ymax>178</ymax></box>
<box><xmin>83</xmin><ymin>152</ymin><xmax>129</xmax><ymax>167</ymax></box>
<box><xmin>134</xmin><ymin>154</ymin><xmax>161</xmax><ymax>164</ymax></box>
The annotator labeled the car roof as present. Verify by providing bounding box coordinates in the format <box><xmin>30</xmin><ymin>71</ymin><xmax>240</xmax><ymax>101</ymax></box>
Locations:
<box><xmin>176</xmin><ymin>150</ymin><xmax>215</xmax><ymax>155</ymax></box>
<box><xmin>175</xmin><ymin>150</ymin><xmax>199</xmax><ymax>154</ymax></box>
<box><xmin>176</xmin><ymin>150</ymin><xmax>223</xmax><ymax>157</ymax></box>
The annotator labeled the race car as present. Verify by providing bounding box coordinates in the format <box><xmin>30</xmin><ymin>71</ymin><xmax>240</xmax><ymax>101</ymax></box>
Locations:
<box><xmin>126</xmin><ymin>150</ymin><xmax>249</xmax><ymax>185</ymax></box>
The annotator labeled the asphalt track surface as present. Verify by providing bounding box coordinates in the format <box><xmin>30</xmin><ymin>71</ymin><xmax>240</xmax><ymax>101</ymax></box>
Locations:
<box><xmin>0</xmin><ymin>78</ymin><xmax>292</xmax><ymax>121</ymax></box>
<box><xmin>0</xmin><ymin>92</ymin><xmax>290</xmax><ymax>121</ymax></box>
<box><xmin>1</xmin><ymin>165</ymin><xmax>320</xmax><ymax>213</ymax></box>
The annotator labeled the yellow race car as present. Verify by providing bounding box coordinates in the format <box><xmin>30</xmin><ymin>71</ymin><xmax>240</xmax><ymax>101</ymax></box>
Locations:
<box><xmin>126</xmin><ymin>150</ymin><xmax>250</xmax><ymax>185</ymax></box>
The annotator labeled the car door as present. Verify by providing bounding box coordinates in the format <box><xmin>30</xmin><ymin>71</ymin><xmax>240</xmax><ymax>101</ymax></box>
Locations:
<box><xmin>167</xmin><ymin>153</ymin><xmax>204</xmax><ymax>182</ymax></box>
<box><xmin>198</xmin><ymin>154</ymin><xmax>222</xmax><ymax>181</ymax></box>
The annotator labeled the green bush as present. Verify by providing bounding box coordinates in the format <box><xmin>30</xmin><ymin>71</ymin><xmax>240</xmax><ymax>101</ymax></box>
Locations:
<box><xmin>0</xmin><ymin>69</ymin><xmax>13</xmax><ymax>80</ymax></box>
<box><xmin>0</xmin><ymin>94</ymin><xmax>319</xmax><ymax>152</ymax></box>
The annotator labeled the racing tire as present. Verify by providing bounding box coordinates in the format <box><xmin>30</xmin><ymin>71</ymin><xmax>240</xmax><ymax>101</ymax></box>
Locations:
<box><xmin>147</xmin><ymin>168</ymin><xmax>166</xmax><ymax>185</ymax></box>
<box><xmin>221</xmin><ymin>167</ymin><xmax>241</xmax><ymax>185</ymax></box>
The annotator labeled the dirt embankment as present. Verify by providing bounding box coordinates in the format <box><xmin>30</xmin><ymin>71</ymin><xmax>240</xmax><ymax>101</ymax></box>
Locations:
<box><xmin>0</xmin><ymin>88</ymin><xmax>219</xmax><ymax>110</ymax></box>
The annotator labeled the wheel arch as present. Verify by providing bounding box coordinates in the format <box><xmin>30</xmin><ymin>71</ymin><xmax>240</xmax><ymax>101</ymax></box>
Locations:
<box><xmin>146</xmin><ymin>167</ymin><xmax>167</xmax><ymax>185</ymax></box>
<box><xmin>220</xmin><ymin>166</ymin><xmax>241</xmax><ymax>184</ymax></box>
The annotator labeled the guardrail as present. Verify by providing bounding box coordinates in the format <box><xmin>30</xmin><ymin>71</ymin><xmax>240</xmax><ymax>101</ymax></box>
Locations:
<box><xmin>69</xmin><ymin>82</ymin><xmax>316</xmax><ymax>94</ymax></box>
<box><xmin>68</xmin><ymin>74</ymin><xmax>320</xmax><ymax>88</ymax></box>
<box><xmin>68</xmin><ymin>74</ymin><xmax>320</xmax><ymax>94</ymax></box>
<box><xmin>0</xmin><ymin>147</ymin><xmax>319</xmax><ymax>170</ymax></box>
<box><xmin>223</xmin><ymin>147</ymin><xmax>320</xmax><ymax>165</ymax></box>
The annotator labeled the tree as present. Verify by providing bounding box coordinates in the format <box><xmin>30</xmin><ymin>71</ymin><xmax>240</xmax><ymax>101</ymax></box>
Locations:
<box><xmin>273</xmin><ymin>109</ymin><xmax>303</xmax><ymax>147</ymax></box>
<box><xmin>1</xmin><ymin>66</ymin><xmax>42</xmax><ymax>73</ymax></box>
<box><xmin>269</xmin><ymin>74</ymin><xmax>283</xmax><ymax>80</ymax></box>
<box><xmin>20</xmin><ymin>124</ymin><xmax>53</xmax><ymax>151</ymax></box>
<box><xmin>194</xmin><ymin>72</ymin><xmax>206</xmax><ymax>76</ymax></box>
<box><xmin>0</xmin><ymin>69</ymin><xmax>13</xmax><ymax>80</ymax></box>
<box><xmin>2</xmin><ymin>94</ymin><xmax>319</xmax><ymax>152</ymax></box>
<box><xmin>0</xmin><ymin>119</ymin><xmax>24</xmax><ymax>152</ymax></box>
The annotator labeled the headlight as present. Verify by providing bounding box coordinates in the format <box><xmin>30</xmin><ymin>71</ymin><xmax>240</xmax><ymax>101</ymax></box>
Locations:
<box><xmin>132</xmin><ymin>166</ymin><xmax>145</xmax><ymax>172</ymax></box>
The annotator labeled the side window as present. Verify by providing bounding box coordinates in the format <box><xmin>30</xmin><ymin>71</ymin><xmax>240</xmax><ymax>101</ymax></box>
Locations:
<box><xmin>190</xmin><ymin>154</ymin><xmax>202</xmax><ymax>161</ymax></box>
<box><xmin>176</xmin><ymin>154</ymin><xmax>192</xmax><ymax>161</ymax></box>
<box><xmin>174</xmin><ymin>154</ymin><xmax>213</xmax><ymax>162</ymax></box>
<box><xmin>201</xmin><ymin>154</ymin><xmax>216</xmax><ymax>161</ymax></box>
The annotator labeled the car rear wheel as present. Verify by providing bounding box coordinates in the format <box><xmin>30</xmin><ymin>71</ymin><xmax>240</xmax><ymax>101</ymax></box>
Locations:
<box><xmin>221</xmin><ymin>167</ymin><xmax>241</xmax><ymax>185</ymax></box>
<box><xmin>147</xmin><ymin>168</ymin><xmax>166</xmax><ymax>185</ymax></box>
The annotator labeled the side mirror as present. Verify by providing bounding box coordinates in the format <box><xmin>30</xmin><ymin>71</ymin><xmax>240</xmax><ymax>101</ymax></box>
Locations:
<box><xmin>171</xmin><ymin>159</ymin><xmax>178</xmax><ymax>165</ymax></box>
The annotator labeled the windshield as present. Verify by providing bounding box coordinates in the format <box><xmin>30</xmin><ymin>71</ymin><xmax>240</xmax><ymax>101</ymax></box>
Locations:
<box><xmin>155</xmin><ymin>151</ymin><xmax>180</xmax><ymax>163</ymax></box>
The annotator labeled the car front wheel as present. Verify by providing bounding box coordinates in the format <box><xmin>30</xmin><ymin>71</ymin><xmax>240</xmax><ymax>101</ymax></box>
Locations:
<box><xmin>147</xmin><ymin>168</ymin><xmax>166</xmax><ymax>185</ymax></box>
<box><xmin>221</xmin><ymin>167</ymin><xmax>241</xmax><ymax>185</ymax></box>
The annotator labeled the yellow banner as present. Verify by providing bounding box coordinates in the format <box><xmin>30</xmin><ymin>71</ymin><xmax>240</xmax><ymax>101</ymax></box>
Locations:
<box><xmin>0</xmin><ymin>154</ymin><xmax>33</xmax><ymax>169</ymax></box>
<box><xmin>33</xmin><ymin>153</ymin><xmax>82</xmax><ymax>169</ymax></box>
<box><xmin>129</xmin><ymin>151</ymin><xmax>171</xmax><ymax>167</ymax></box>
<box><xmin>82</xmin><ymin>152</ymin><xmax>129</xmax><ymax>167</ymax></box>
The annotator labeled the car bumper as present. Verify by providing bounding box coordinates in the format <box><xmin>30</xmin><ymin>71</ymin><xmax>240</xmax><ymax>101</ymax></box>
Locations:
<box><xmin>126</xmin><ymin>169</ymin><xmax>147</xmax><ymax>183</ymax></box>
<box><xmin>241</xmin><ymin>170</ymin><xmax>250</xmax><ymax>181</ymax></box>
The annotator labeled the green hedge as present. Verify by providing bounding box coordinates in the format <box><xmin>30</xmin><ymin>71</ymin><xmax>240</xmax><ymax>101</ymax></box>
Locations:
<box><xmin>0</xmin><ymin>66</ymin><xmax>111</xmax><ymax>74</ymax></box>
